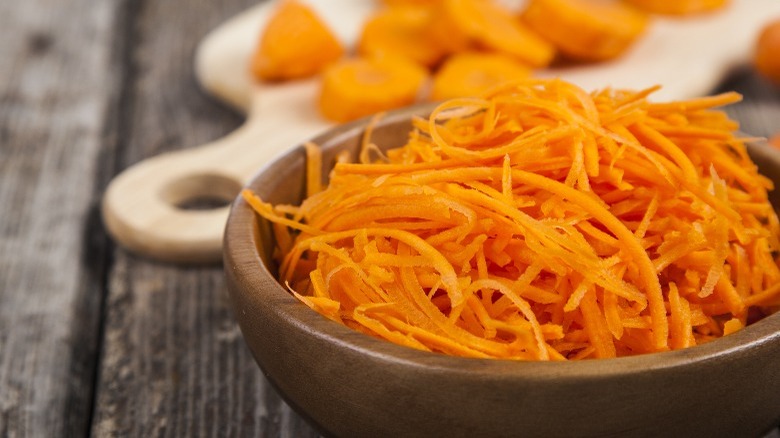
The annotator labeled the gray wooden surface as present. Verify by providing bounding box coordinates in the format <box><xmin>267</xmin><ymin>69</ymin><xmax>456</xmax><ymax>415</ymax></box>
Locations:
<box><xmin>0</xmin><ymin>0</ymin><xmax>778</xmax><ymax>436</ymax></box>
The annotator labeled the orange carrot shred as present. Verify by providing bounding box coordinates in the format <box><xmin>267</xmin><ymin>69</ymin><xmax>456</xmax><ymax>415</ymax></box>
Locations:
<box><xmin>304</xmin><ymin>141</ymin><xmax>322</xmax><ymax>197</ymax></box>
<box><xmin>244</xmin><ymin>79</ymin><xmax>780</xmax><ymax>360</ymax></box>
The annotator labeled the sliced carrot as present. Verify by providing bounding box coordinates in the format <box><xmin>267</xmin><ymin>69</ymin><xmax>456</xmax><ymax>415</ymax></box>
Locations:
<box><xmin>358</xmin><ymin>6</ymin><xmax>448</xmax><ymax>68</ymax></box>
<box><xmin>430</xmin><ymin>52</ymin><xmax>532</xmax><ymax>100</ymax></box>
<box><xmin>245</xmin><ymin>78</ymin><xmax>780</xmax><ymax>360</ymax></box>
<box><xmin>522</xmin><ymin>0</ymin><xmax>648</xmax><ymax>62</ymax></box>
<box><xmin>382</xmin><ymin>0</ymin><xmax>444</xmax><ymax>6</ymax></box>
<box><xmin>318</xmin><ymin>56</ymin><xmax>428</xmax><ymax>122</ymax></box>
<box><xmin>623</xmin><ymin>0</ymin><xmax>728</xmax><ymax>15</ymax></box>
<box><xmin>770</xmin><ymin>133</ymin><xmax>780</xmax><ymax>150</ymax></box>
<box><xmin>754</xmin><ymin>19</ymin><xmax>780</xmax><ymax>85</ymax></box>
<box><xmin>429</xmin><ymin>0</ymin><xmax>555</xmax><ymax>67</ymax></box>
<box><xmin>251</xmin><ymin>0</ymin><xmax>344</xmax><ymax>81</ymax></box>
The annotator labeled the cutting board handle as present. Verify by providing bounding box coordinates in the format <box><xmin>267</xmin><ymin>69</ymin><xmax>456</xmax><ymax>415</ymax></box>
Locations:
<box><xmin>102</xmin><ymin>79</ymin><xmax>330</xmax><ymax>263</ymax></box>
<box><xmin>102</xmin><ymin>117</ymin><xmax>257</xmax><ymax>264</ymax></box>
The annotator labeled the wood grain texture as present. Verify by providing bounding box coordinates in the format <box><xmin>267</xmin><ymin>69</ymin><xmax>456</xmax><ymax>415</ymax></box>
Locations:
<box><xmin>0</xmin><ymin>0</ymin><xmax>122</xmax><ymax>435</ymax></box>
<box><xmin>89</xmin><ymin>0</ymin><xmax>319</xmax><ymax>436</ymax></box>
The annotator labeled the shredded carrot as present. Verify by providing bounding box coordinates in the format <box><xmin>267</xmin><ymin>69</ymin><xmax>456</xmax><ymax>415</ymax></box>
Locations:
<box><xmin>304</xmin><ymin>141</ymin><xmax>322</xmax><ymax>197</ymax></box>
<box><xmin>244</xmin><ymin>78</ymin><xmax>780</xmax><ymax>360</ymax></box>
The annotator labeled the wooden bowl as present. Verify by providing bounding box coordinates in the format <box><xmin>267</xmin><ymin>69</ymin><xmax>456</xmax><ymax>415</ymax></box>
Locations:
<box><xmin>223</xmin><ymin>104</ymin><xmax>780</xmax><ymax>437</ymax></box>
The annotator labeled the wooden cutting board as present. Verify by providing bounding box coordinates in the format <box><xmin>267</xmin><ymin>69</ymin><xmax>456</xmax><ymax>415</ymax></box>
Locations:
<box><xmin>102</xmin><ymin>0</ymin><xmax>780</xmax><ymax>264</ymax></box>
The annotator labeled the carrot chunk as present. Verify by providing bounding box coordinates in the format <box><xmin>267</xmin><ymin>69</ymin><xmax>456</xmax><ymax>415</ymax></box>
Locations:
<box><xmin>770</xmin><ymin>133</ymin><xmax>780</xmax><ymax>150</ymax></box>
<box><xmin>754</xmin><ymin>19</ymin><xmax>780</xmax><ymax>86</ymax></box>
<box><xmin>521</xmin><ymin>0</ymin><xmax>649</xmax><ymax>62</ymax></box>
<box><xmin>251</xmin><ymin>0</ymin><xmax>344</xmax><ymax>81</ymax></box>
<box><xmin>358</xmin><ymin>6</ymin><xmax>448</xmax><ymax>68</ymax></box>
<box><xmin>318</xmin><ymin>56</ymin><xmax>428</xmax><ymax>122</ymax></box>
<box><xmin>382</xmin><ymin>0</ymin><xmax>444</xmax><ymax>5</ymax></box>
<box><xmin>429</xmin><ymin>0</ymin><xmax>556</xmax><ymax>67</ymax></box>
<box><xmin>623</xmin><ymin>0</ymin><xmax>728</xmax><ymax>15</ymax></box>
<box><xmin>431</xmin><ymin>52</ymin><xmax>531</xmax><ymax>100</ymax></box>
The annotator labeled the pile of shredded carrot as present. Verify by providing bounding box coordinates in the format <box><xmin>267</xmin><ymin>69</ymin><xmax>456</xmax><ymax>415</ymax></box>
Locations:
<box><xmin>244</xmin><ymin>79</ymin><xmax>780</xmax><ymax>360</ymax></box>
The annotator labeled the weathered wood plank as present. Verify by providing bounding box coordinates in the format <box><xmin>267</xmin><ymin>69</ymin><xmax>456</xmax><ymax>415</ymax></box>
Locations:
<box><xmin>90</xmin><ymin>0</ymin><xmax>320</xmax><ymax>435</ymax></box>
<box><xmin>0</xmin><ymin>0</ymin><xmax>124</xmax><ymax>435</ymax></box>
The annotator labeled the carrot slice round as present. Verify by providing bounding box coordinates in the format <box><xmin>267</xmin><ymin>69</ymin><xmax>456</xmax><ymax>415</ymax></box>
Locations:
<box><xmin>431</xmin><ymin>52</ymin><xmax>532</xmax><ymax>100</ymax></box>
<box><xmin>318</xmin><ymin>56</ymin><xmax>428</xmax><ymax>122</ymax></box>
<box><xmin>358</xmin><ymin>6</ymin><xmax>448</xmax><ymax>68</ymax></box>
<box><xmin>755</xmin><ymin>19</ymin><xmax>780</xmax><ymax>85</ymax></box>
<box><xmin>430</xmin><ymin>0</ymin><xmax>556</xmax><ymax>67</ymax></box>
<box><xmin>770</xmin><ymin>133</ymin><xmax>780</xmax><ymax>150</ymax></box>
<box><xmin>521</xmin><ymin>0</ymin><xmax>649</xmax><ymax>62</ymax></box>
<box><xmin>381</xmin><ymin>0</ymin><xmax>445</xmax><ymax>7</ymax></box>
<box><xmin>251</xmin><ymin>0</ymin><xmax>344</xmax><ymax>81</ymax></box>
<box><xmin>623</xmin><ymin>0</ymin><xmax>728</xmax><ymax>15</ymax></box>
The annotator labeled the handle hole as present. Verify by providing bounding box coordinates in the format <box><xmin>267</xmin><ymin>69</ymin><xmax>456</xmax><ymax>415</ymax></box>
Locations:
<box><xmin>160</xmin><ymin>173</ymin><xmax>243</xmax><ymax>211</ymax></box>
<box><xmin>176</xmin><ymin>195</ymin><xmax>232</xmax><ymax>210</ymax></box>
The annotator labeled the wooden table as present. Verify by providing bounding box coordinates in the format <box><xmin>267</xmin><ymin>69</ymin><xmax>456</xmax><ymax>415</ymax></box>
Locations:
<box><xmin>1</xmin><ymin>0</ymin><xmax>779</xmax><ymax>436</ymax></box>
